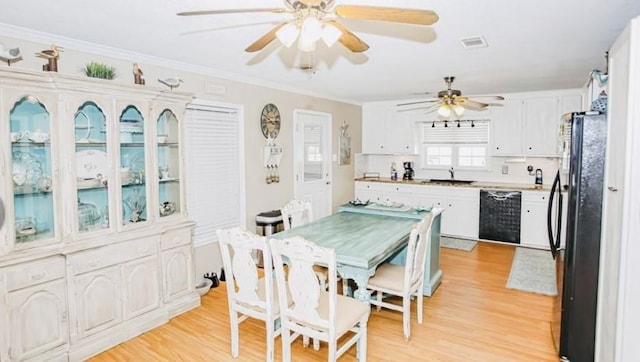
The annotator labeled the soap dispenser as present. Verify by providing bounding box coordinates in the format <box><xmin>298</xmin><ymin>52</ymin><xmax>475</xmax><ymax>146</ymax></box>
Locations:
<box><xmin>535</xmin><ymin>169</ymin><xmax>543</xmax><ymax>188</ymax></box>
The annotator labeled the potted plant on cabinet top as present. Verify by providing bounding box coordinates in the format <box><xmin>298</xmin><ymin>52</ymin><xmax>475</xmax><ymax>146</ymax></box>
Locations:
<box><xmin>84</xmin><ymin>62</ymin><xmax>116</xmax><ymax>80</ymax></box>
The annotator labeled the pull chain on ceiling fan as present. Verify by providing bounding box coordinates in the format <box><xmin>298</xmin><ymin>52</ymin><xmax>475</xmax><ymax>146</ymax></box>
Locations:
<box><xmin>397</xmin><ymin>76</ymin><xmax>505</xmax><ymax>117</ymax></box>
<box><xmin>177</xmin><ymin>0</ymin><xmax>439</xmax><ymax>53</ymax></box>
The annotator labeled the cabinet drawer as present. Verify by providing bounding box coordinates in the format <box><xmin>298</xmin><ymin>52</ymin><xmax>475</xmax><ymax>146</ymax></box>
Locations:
<box><xmin>6</xmin><ymin>256</ymin><xmax>66</xmax><ymax>292</ymax></box>
<box><xmin>160</xmin><ymin>228</ymin><xmax>192</xmax><ymax>251</ymax></box>
<box><xmin>70</xmin><ymin>237</ymin><xmax>158</xmax><ymax>275</ymax></box>
<box><xmin>355</xmin><ymin>181</ymin><xmax>390</xmax><ymax>192</ymax></box>
<box><xmin>522</xmin><ymin>191</ymin><xmax>549</xmax><ymax>203</ymax></box>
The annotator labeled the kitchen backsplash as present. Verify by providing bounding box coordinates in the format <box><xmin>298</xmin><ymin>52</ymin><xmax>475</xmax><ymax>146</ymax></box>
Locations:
<box><xmin>355</xmin><ymin>153</ymin><xmax>559</xmax><ymax>186</ymax></box>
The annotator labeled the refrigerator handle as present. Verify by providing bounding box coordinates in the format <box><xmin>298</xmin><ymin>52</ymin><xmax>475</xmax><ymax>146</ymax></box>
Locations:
<box><xmin>555</xmin><ymin>192</ymin><xmax>563</xmax><ymax>251</ymax></box>
<box><xmin>547</xmin><ymin>170</ymin><xmax>561</xmax><ymax>258</ymax></box>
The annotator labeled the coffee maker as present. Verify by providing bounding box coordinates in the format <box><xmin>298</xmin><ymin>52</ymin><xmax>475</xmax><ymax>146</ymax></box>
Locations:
<box><xmin>402</xmin><ymin>162</ymin><xmax>415</xmax><ymax>180</ymax></box>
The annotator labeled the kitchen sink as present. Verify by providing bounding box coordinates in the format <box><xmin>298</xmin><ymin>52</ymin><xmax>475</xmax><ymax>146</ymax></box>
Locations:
<box><xmin>424</xmin><ymin>179</ymin><xmax>476</xmax><ymax>185</ymax></box>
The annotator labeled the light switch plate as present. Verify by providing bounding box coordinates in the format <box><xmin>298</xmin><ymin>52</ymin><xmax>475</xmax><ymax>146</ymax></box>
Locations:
<box><xmin>501</xmin><ymin>165</ymin><xmax>509</xmax><ymax>174</ymax></box>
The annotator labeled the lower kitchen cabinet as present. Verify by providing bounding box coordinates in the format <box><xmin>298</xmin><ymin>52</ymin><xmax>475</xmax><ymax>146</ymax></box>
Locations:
<box><xmin>1</xmin><ymin>256</ymin><xmax>69</xmax><ymax>362</ymax></box>
<box><xmin>520</xmin><ymin>191</ymin><xmax>549</xmax><ymax>248</ymax></box>
<box><xmin>355</xmin><ymin>181</ymin><xmax>479</xmax><ymax>239</ymax></box>
<box><xmin>123</xmin><ymin>255</ymin><xmax>161</xmax><ymax>320</ymax></box>
<box><xmin>73</xmin><ymin>266</ymin><xmax>124</xmax><ymax>339</ymax></box>
<box><xmin>162</xmin><ymin>245</ymin><xmax>194</xmax><ymax>304</ymax></box>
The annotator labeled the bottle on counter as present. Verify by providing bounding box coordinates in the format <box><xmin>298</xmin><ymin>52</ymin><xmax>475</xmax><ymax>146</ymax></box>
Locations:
<box><xmin>390</xmin><ymin>162</ymin><xmax>398</xmax><ymax>181</ymax></box>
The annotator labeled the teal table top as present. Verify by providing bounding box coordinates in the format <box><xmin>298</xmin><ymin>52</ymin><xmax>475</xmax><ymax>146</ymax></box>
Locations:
<box><xmin>272</xmin><ymin>208</ymin><xmax>427</xmax><ymax>269</ymax></box>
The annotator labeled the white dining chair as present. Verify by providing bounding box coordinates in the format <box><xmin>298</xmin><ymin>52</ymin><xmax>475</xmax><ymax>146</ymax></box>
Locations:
<box><xmin>270</xmin><ymin>236</ymin><xmax>370</xmax><ymax>362</ymax></box>
<box><xmin>281</xmin><ymin>199</ymin><xmax>328</xmax><ymax>285</ymax></box>
<box><xmin>216</xmin><ymin>227</ymin><xmax>281</xmax><ymax>362</ymax></box>
<box><xmin>366</xmin><ymin>213</ymin><xmax>434</xmax><ymax>341</ymax></box>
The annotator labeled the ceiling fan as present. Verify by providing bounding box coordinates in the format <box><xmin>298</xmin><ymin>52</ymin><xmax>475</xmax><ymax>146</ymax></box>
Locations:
<box><xmin>177</xmin><ymin>0</ymin><xmax>439</xmax><ymax>53</ymax></box>
<box><xmin>398</xmin><ymin>77</ymin><xmax>505</xmax><ymax>117</ymax></box>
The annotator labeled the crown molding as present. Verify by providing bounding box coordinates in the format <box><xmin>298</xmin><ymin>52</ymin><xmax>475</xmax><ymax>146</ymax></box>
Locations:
<box><xmin>0</xmin><ymin>22</ymin><xmax>360</xmax><ymax>106</ymax></box>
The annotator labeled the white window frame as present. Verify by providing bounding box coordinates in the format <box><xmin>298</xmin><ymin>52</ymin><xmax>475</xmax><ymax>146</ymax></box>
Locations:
<box><xmin>419</xmin><ymin>120</ymin><xmax>490</xmax><ymax>170</ymax></box>
<box><xmin>184</xmin><ymin>100</ymin><xmax>245</xmax><ymax>247</ymax></box>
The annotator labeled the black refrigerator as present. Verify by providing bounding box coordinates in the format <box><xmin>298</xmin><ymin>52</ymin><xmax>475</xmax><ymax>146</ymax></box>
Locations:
<box><xmin>547</xmin><ymin>111</ymin><xmax>607</xmax><ymax>361</ymax></box>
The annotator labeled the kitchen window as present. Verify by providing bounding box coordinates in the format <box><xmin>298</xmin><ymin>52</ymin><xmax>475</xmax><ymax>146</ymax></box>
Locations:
<box><xmin>420</xmin><ymin>120</ymin><xmax>489</xmax><ymax>169</ymax></box>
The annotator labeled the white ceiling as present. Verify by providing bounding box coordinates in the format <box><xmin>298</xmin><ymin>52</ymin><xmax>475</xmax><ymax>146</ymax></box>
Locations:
<box><xmin>1</xmin><ymin>0</ymin><xmax>639</xmax><ymax>104</ymax></box>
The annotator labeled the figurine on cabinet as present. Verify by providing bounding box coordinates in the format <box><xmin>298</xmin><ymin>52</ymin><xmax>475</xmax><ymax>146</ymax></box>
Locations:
<box><xmin>133</xmin><ymin>63</ymin><xmax>145</xmax><ymax>85</ymax></box>
<box><xmin>35</xmin><ymin>44</ymin><xmax>63</xmax><ymax>72</ymax></box>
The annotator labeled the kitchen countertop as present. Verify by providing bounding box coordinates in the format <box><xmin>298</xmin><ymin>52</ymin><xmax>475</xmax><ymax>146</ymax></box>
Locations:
<box><xmin>355</xmin><ymin>177</ymin><xmax>551</xmax><ymax>191</ymax></box>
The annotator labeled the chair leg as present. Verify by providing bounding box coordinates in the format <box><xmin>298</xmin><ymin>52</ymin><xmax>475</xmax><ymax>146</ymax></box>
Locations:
<box><xmin>313</xmin><ymin>338</ymin><xmax>320</xmax><ymax>351</ymax></box>
<box><xmin>417</xmin><ymin>292</ymin><xmax>424</xmax><ymax>325</ymax></box>
<box><xmin>303</xmin><ymin>335</ymin><xmax>310</xmax><ymax>348</ymax></box>
<box><xmin>358</xmin><ymin>318</ymin><xmax>368</xmax><ymax>362</ymax></box>
<box><xmin>230</xmin><ymin>311</ymin><xmax>239</xmax><ymax>358</ymax></box>
<box><xmin>342</xmin><ymin>277</ymin><xmax>349</xmax><ymax>296</ymax></box>
<box><xmin>403</xmin><ymin>297</ymin><xmax>411</xmax><ymax>341</ymax></box>
<box><xmin>266</xmin><ymin>320</ymin><xmax>275</xmax><ymax>362</ymax></box>
<box><xmin>376</xmin><ymin>291</ymin><xmax>382</xmax><ymax>312</ymax></box>
<box><xmin>282</xmin><ymin>327</ymin><xmax>292</xmax><ymax>362</ymax></box>
<box><xmin>328</xmin><ymin>340</ymin><xmax>337</xmax><ymax>362</ymax></box>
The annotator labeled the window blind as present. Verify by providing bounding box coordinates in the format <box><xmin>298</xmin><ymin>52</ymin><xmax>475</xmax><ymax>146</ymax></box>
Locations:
<box><xmin>184</xmin><ymin>102</ymin><xmax>242</xmax><ymax>247</ymax></box>
<box><xmin>422</xmin><ymin>120</ymin><xmax>490</xmax><ymax>144</ymax></box>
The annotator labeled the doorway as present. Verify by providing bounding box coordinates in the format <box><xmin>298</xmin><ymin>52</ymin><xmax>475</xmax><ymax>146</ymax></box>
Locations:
<box><xmin>293</xmin><ymin>109</ymin><xmax>332</xmax><ymax>219</ymax></box>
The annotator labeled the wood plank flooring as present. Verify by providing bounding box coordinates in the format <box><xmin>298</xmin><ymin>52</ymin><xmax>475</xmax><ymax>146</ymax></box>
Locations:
<box><xmin>90</xmin><ymin>242</ymin><xmax>558</xmax><ymax>361</ymax></box>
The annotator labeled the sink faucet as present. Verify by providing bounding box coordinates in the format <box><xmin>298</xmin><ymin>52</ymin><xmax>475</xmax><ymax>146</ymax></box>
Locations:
<box><xmin>449</xmin><ymin>167</ymin><xmax>455</xmax><ymax>180</ymax></box>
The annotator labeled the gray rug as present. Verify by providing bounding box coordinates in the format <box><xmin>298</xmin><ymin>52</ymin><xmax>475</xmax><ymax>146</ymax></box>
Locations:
<box><xmin>506</xmin><ymin>247</ymin><xmax>557</xmax><ymax>296</ymax></box>
<box><xmin>440</xmin><ymin>236</ymin><xmax>477</xmax><ymax>251</ymax></box>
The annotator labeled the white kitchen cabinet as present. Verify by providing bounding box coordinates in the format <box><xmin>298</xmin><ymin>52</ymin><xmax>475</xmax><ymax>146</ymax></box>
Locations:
<box><xmin>362</xmin><ymin>102</ymin><xmax>417</xmax><ymax>154</ymax></box>
<box><xmin>491</xmin><ymin>100</ymin><xmax>524</xmax><ymax>156</ymax></box>
<box><xmin>4</xmin><ymin>256</ymin><xmax>68</xmax><ymax>362</ymax></box>
<box><xmin>523</xmin><ymin>97</ymin><xmax>560</xmax><ymax>156</ymax></box>
<box><xmin>123</xmin><ymin>255</ymin><xmax>161</xmax><ymax>320</ymax></box>
<box><xmin>74</xmin><ymin>266</ymin><xmax>123</xmax><ymax>339</ymax></box>
<box><xmin>439</xmin><ymin>189</ymin><xmax>480</xmax><ymax>239</ymax></box>
<box><xmin>520</xmin><ymin>191</ymin><xmax>550</xmax><ymax>248</ymax></box>
<box><xmin>0</xmin><ymin>68</ymin><xmax>198</xmax><ymax>360</ymax></box>
<box><xmin>490</xmin><ymin>92</ymin><xmax>582</xmax><ymax>157</ymax></box>
<box><xmin>354</xmin><ymin>181</ymin><xmax>479</xmax><ymax>239</ymax></box>
<box><xmin>162</xmin><ymin>244</ymin><xmax>194</xmax><ymax>304</ymax></box>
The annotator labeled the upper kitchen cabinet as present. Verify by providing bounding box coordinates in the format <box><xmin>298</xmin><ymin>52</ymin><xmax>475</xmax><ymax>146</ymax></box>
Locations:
<box><xmin>490</xmin><ymin>91</ymin><xmax>583</xmax><ymax>157</ymax></box>
<box><xmin>4</xmin><ymin>91</ymin><xmax>61</xmax><ymax>252</ymax></box>
<box><xmin>0</xmin><ymin>68</ymin><xmax>194</xmax><ymax>253</ymax></box>
<box><xmin>362</xmin><ymin>102</ymin><xmax>417</xmax><ymax>154</ymax></box>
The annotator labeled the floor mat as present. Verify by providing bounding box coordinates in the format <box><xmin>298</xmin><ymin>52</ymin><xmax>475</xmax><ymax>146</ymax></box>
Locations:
<box><xmin>506</xmin><ymin>247</ymin><xmax>557</xmax><ymax>296</ymax></box>
<box><xmin>440</xmin><ymin>236</ymin><xmax>477</xmax><ymax>251</ymax></box>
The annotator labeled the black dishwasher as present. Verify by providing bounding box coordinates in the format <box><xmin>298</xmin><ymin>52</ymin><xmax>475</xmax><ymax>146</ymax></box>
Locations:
<box><xmin>479</xmin><ymin>189</ymin><xmax>522</xmax><ymax>243</ymax></box>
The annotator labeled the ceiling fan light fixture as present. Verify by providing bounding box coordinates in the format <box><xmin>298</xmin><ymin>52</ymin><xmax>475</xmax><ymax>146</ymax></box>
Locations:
<box><xmin>453</xmin><ymin>104</ymin><xmax>465</xmax><ymax>116</ymax></box>
<box><xmin>276</xmin><ymin>23</ymin><xmax>300</xmax><ymax>47</ymax></box>
<box><xmin>321</xmin><ymin>23</ymin><xmax>342</xmax><ymax>47</ymax></box>
<box><xmin>438</xmin><ymin>104</ymin><xmax>451</xmax><ymax>117</ymax></box>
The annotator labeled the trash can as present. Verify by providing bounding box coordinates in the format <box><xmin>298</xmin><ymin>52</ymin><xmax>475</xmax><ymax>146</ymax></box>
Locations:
<box><xmin>255</xmin><ymin>210</ymin><xmax>283</xmax><ymax>267</ymax></box>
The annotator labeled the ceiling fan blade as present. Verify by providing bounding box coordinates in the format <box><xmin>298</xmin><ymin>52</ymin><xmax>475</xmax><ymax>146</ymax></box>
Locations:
<box><xmin>397</xmin><ymin>99</ymin><xmax>439</xmax><ymax>106</ymax></box>
<box><xmin>325</xmin><ymin>20</ymin><xmax>369</xmax><ymax>52</ymax></box>
<box><xmin>464</xmin><ymin>95</ymin><xmax>505</xmax><ymax>100</ymax></box>
<box><xmin>399</xmin><ymin>104</ymin><xmax>441</xmax><ymax>113</ymax></box>
<box><xmin>177</xmin><ymin>8</ymin><xmax>287</xmax><ymax>16</ymax></box>
<box><xmin>459</xmin><ymin>99</ymin><xmax>489</xmax><ymax>110</ymax></box>
<box><xmin>335</xmin><ymin>6</ymin><xmax>439</xmax><ymax>25</ymax></box>
<box><xmin>244</xmin><ymin>23</ymin><xmax>286</xmax><ymax>52</ymax></box>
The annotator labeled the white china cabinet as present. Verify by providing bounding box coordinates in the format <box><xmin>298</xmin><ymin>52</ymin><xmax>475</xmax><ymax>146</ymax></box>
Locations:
<box><xmin>0</xmin><ymin>68</ymin><xmax>198</xmax><ymax>361</ymax></box>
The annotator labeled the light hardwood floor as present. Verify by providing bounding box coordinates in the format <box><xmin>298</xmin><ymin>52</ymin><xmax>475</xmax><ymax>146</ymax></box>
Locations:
<box><xmin>91</xmin><ymin>242</ymin><xmax>558</xmax><ymax>361</ymax></box>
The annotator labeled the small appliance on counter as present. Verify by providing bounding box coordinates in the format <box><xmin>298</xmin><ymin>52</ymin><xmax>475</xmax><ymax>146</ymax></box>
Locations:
<box><xmin>402</xmin><ymin>161</ymin><xmax>414</xmax><ymax>181</ymax></box>
<box><xmin>535</xmin><ymin>169</ymin><xmax>543</xmax><ymax>188</ymax></box>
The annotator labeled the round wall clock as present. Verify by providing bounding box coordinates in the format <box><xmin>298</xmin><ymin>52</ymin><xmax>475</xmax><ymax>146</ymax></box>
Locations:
<box><xmin>261</xmin><ymin>103</ymin><xmax>281</xmax><ymax>139</ymax></box>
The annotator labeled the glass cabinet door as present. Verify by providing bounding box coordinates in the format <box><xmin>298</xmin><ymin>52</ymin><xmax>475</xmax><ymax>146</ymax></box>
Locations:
<box><xmin>156</xmin><ymin>109</ymin><xmax>181</xmax><ymax>218</ymax></box>
<box><xmin>119</xmin><ymin>105</ymin><xmax>147</xmax><ymax>225</ymax></box>
<box><xmin>74</xmin><ymin>102</ymin><xmax>109</xmax><ymax>233</ymax></box>
<box><xmin>10</xmin><ymin>96</ymin><xmax>55</xmax><ymax>245</ymax></box>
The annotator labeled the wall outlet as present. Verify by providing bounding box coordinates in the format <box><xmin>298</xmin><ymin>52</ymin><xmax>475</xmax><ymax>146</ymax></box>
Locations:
<box><xmin>501</xmin><ymin>165</ymin><xmax>509</xmax><ymax>174</ymax></box>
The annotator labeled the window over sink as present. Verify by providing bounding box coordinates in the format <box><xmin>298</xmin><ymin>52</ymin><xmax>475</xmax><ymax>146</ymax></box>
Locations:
<box><xmin>419</xmin><ymin>119</ymin><xmax>489</xmax><ymax>169</ymax></box>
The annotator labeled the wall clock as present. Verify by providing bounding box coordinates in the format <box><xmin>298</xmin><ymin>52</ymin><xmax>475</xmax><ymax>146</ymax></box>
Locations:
<box><xmin>261</xmin><ymin>103</ymin><xmax>281</xmax><ymax>139</ymax></box>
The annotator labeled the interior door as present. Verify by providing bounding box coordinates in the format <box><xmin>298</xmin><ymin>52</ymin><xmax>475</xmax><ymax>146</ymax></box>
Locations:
<box><xmin>293</xmin><ymin>109</ymin><xmax>332</xmax><ymax>219</ymax></box>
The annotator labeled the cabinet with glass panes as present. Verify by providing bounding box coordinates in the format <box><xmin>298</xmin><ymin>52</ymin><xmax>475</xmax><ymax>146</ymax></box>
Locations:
<box><xmin>0</xmin><ymin>68</ymin><xmax>197</xmax><ymax>361</ymax></box>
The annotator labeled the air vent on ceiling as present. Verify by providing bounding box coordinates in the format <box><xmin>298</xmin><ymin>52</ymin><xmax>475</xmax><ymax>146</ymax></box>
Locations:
<box><xmin>459</xmin><ymin>36</ymin><xmax>488</xmax><ymax>49</ymax></box>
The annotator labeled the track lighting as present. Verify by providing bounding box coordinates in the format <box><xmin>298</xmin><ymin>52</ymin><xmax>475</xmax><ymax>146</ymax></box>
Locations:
<box><xmin>431</xmin><ymin>121</ymin><xmax>435</xmax><ymax>128</ymax></box>
<box><xmin>457</xmin><ymin>120</ymin><xmax>461</xmax><ymax>128</ymax></box>
<box><xmin>471</xmin><ymin>120</ymin><xmax>475</xmax><ymax>128</ymax></box>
